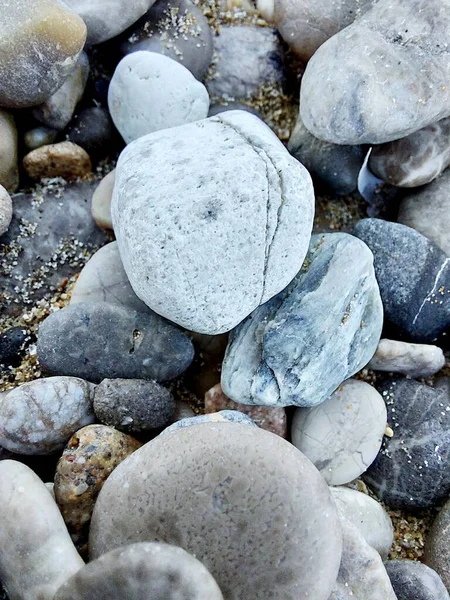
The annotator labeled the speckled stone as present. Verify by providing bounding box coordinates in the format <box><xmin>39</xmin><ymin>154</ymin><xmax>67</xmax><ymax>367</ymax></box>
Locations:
<box><xmin>204</xmin><ymin>383</ymin><xmax>287</xmax><ymax>437</ymax></box>
<box><xmin>54</xmin><ymin>424</ymin><xmax>141</xmax><ymax>543</ymax></box>
<box><xmin>89</xmin><ymin>423</ymin><xmax>343</xmax><ymax>600</ymax></box>
<box><xmin>386</xmin><ymin>560</ymin><xmax>450</xmax><ymax>600</ymax></box>
<box><xmin>23</xmin><ymin>142</ymin><xmax>92</xmax><ymax>181</ymax></box>
<box><xmin>0</xmin><ymin>109</ymin><xmax>18</xmax><ymax>193</ymax></box>
<box><xmin>368</xmin><ymin>339</ymin><xmax>445</xmax><ymax>378</ymax></box>
<box><xmin>425</xmin><ymin>497</ymin><xmax>450</xmax><ymax>592</ymax></box>
<box><xmin>54</xmin><ymin>543</ymin><xmax>223</xmax><ymax>600</ymax></box>
<box><xmin>222</xmin><ymin>233</ymin><xmax>383</xmax><ymax>407</ymax></box>
<box><xmin>0</xmin><ymin>185</ymin><xmax>12</xmax><ymax>237</ymax></box>
<box><xmin>161</xmin><ymin>410</ymin><xmax>256</xmax><ymax>434</ymax></box>
<box><xmin>91</xmin><ymin>169</ymin><xmax>115</xmax><ymax>230</ymax></box>
<box><xmin>364</xmin><ymin>377</ymin><xmax>450</xmax><ymax>510</ymax></box>
<box><xmin>0</xmin><ymin>377</ymin><xmax>95</xmax><ymax>455</ymax></box>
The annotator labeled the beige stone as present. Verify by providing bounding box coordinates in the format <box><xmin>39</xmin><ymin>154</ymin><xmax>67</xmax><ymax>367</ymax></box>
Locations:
<box><xmin>0</xmin><ymin>109</ymin><xmax>19</xmax><ymax>192</ymax></box>
<box><xmin>91</xmin><ymin>169</ymin><xmax>115</xmax><ymax>229</ymax></box>
<box><xmin>23</xmin><ymin>141</ymin><xmax>92</xmax><ymax>181</ymax></box>
<box><xmin>0</xmin><ymin>184</ymin><xmax>12</xmax><ymax>237</ymax></box>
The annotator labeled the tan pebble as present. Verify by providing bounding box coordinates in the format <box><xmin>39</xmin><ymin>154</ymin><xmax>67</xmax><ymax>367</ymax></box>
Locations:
<box><xmin>23</xmin><ymin>141</ymin><xmax>92</xmax><ymax>181</ymax></box>
<box><xmin>385</xmin><ymin>426</ymin><xmax>394</xmax><ymax>438</ymax></box>
<box><xmin>0</xmin><ymin>184</ymin><xmax>12</xmax><ymax>237</ymax></box>
<box><xmin>0</xmin><ymin>109</ymin><xmax>19</xmax><ymax>192</ymax></box>
<box><xmin>91</xmin><ymin>169</ymin><xmax>115</xmax><ymax>229</ymax></box>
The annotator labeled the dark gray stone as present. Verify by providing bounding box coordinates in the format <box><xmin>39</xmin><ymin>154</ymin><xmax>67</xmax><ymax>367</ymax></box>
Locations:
<box><xmin>65</xmin><ymin>107</ymin><xmax>122</xmax><ymax>162</ymax></box>
<box><xmin>353</xmin><ymin>218</ymin><xmax>450</xmax><ymax>342</ymax></box>
<box><xmin>161</xmin><ymin>410</ymin><xmax>256</xmax><ymax>435</ymax></box>
<box><xmin>0</xmin><ymin>327</ymin><xmax>35</xmax><ymax>370</ymax></box>
<box><xmin>364</xmin><ymin>377</ymin><xmax>450</xmax><ymax>510</ymax></box>
<box><xmin>37</xmin><ymin>302</ymin><xmax>194</xmax><ymax>383</ymax></box>
<box><xmin>385</xmin><ymin>560</ymin><xmax>450</xmax><ymax>600</ymax></box>
<box><xmin>426</xmin><ymin>497</ymin><xmax>450</xmax><ymax>592</ymax></box>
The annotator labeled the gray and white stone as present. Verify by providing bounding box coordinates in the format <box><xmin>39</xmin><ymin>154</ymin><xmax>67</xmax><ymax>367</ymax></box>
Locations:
<box><xmin>112</xmin><ymin>110</ymin><xmax>315</xmax><ymax>334</ymax></box>
<box><xmin>0</xmin><ymin>377</ymin><xmax>95</xmax><ymax>455</ymax></box>
<box><xmin>0</xmin><ymin>185</ymin><xmax>12</xmax><ymax>238</ymax></box>
<box><xmin>292</xmin><ymin>379</ymin><xmax>386</xmax><ymax>484</ymax></box>
<box><xmin>0</xmin><ymin>109</ymin><xmax>18</xmax><ymax>192</ymax></box>
<box><xmin>368</xmin><ymin>339</ymin><xmax>445</xmax><ymax>378</ymax></box>
<box><xmin>221</xmin><ymin>233</ymin><xmax>383</xmax><ymax>407</ymax></box>
<box><xmin>300</xmin><ymin>0</ymin><xmax>450</xmax><ymax>145</ymax></box>
<box><xmin>161</xmin><ymin>410</ymin><xmax>256</xmax><ymax>435</ymax></box>
<box><xmin>386</xmin><ymin>560</ymin><xmax>450</xmax><ymax>600</ymax></box>
<box><xmin>24</xmin><ymin>126</ymin><xmax>59</xmax><ymax>151</ymax></box>
<box><xmin>109</xmin><ymin>51</ymin><xmax>210</xmax><ymax>143</ymax></box>
<box><xmin>425</xmin><ymin>496</ymin><xmax>450</xmax><ymax>592</ymax></box>
<box><xmin>91</xmin><ymin>169</ymin><xmax>115</xmax><ymax>230</ymax></box>
<box><xmin>89</xmin><ymin>423</ymin><xmax>343</xmax><ymax>600</ymax></box>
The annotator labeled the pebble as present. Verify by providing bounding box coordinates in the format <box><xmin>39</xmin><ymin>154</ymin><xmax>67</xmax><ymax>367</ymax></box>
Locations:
<box><xmin>0</xmin><ymin>109</ymin><xmax>19</xmax><ymax>192</ymax></box>
<box><xmin>425</xmin><ymin>496</ymin><xmax>450</xmax><ymax>592</ymax></box>
<box><xmin>206</xmin><ymin>26</ymin><xmax>286</xmax><ymax>100</ymax></box>
<box><xmin>89</xmin><ymin>423</ymin><xmax>343</xmax><ymax>600</ymax></box>
<box><xmin>32</xmin><ymin>52</ymin><xmax>90</xmax><ymax>130</ymax></box>
<box><xmin>292</xmin><ymin>379</ymin><xmax>386</xmax><ymax>484</ymax></box>
<box><xmin>222</xmin><ymin>233</ymin><xmax>383</xmax><ymax>407</ymax></box>
<box><xmin>112</xmin><ymin>110</ymin><xmax>314</xmax><ymax>334</ymax></box>
<box><xmin>65</xmin><ymin>107</ymin><xmax>123</xmax><ymax>162</ymax></box>
<box><xmin>109</xmin><ymin>51</ymin><xmax>209</xmax><ymax>143</ymax></box>
<box><xmin>54</xmin><ymin>542</ymin><xmax>223</xmax><ymax>600</ymax></box>
<box><xmin>120</xmin><ymin>0</ymin><xmax>213</xmax><ymax>81</ymax></box>
<box><xmin>173</xmin><ymin>400</ymin><xmax>195</xmax><ymax>421</ymax></box>
<box><xmin>24</xmin><ymin>126</ymin><xmax>59</xmax><ymax>151</ymax></box>
<box><xmin>0</xmin><ymin>460</ymin><xmax>84</xmax><ymax>600</ymax></box>
<box><xmin>23</xmin><ymin>142</ymin><xmax>92</xmax><ymax>181</ymax></box>
<box><xmin>205</xmin><ymin>383</ymin><xmax>287</xmax><ymax>437</ymax></box>
<box><xmin>398</xmin><ymin>169</ymin><xmax>450</xmax><ymax>256</ymax></box>
<box><xmin>300</xmin><ymin>0</ymin><xmax>450</xmax><ymax>145</ymax></box>
<box><xmin>0</xmin><ymin>377</ymin><xmax>95</xmax><ymax>455</ymax></box>
<box><xmin>91</xmin><ymin>169</ymin><xmax>115</xmax><ymax>230</ymax></box>
<box><xmin>0</xmin><ymin>326</ymin><xmax>34</xmax><ymax>370</ymax></box>
<box><xmin>330</xmin><ymin>486</ymin><xmax>393</xmax><ymax>558</ymax></box>
<box><xmin>369</xmin><ymin>117</ymin><xmax>450</xmax><ymax>188</ymax></box>
<box><xmin>161</xmin><ymin>410</ymin><xmax>257</xmax><ymax>434</ymax></box>
<box><xmin>54</xmin><ymin>425</ymin><xmax>141</xmax><ymax>543</ymax></box>
<box><xmin>37</xmin><ymin>302</ymin><xmax>195</xmax><ymax>383</ymax></box>
<box><xmin>385</xmin><ymin>560</ymin><xmax>450</xmax><ymax>600</ymax></box>
<box><xmin>208</xmin><ymin>102</ymin><xmax>261</xmax><ymax>118</ymax></box>
<box><xmin>353</xmin><ymin>218</ymin><xmax>450</xmax><ymax>342</ymax></box>
<box><xmin>0</xmin><ymin>185</ymin><xmax>12</xmax><ymax>237</ymax></box>
<box><xmin>364</xmin><ymin>377</ymin><xmax>450</xmax><ymax>510</ymax></box>
<box><xmin>0</xmin><ymin>0</ymin><xmax>86</xmax><ymax>108</ymax></box>
<box><xmin>93</xmin><ymin>378</ymin><xmax>175</xmax><ymax>433</ymax></box>
<box><xmin>368</xmin><ymin>338</ymin><xmax>445</xmax><ymax>378</ymax></box>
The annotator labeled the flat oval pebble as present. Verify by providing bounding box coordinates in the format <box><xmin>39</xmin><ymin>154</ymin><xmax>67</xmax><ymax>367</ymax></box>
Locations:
<box><xmin>89</xmin><ymin>422</ymin><xmax>342</xmax><ymax>600</ymax></box>
<box><xmin>385</xmin><ymin>559</ymin><xmax>450</xmax><ymax>600</ymax></box>
<box><xmin>91</xmin><ymin>170</ymin><xmax>115</xmax><ymax>230</ymax></box>
<box><xmin>368</xmin><ymin>339</ymin><xmax>445</xmax><ymax>378</ymax></box>
<box><xmin>425</xmin><ymin>496</ymin><xmax>450</xmax><ymax>592</ymax></box>
<box><xmin>0</xmin><ymin>185</ymin><xmax>12</xmax><ymax>237</ymax></box>
<box><xmin>23</xmin><ymin>142</ymin><xmax>92</xmax><ymax>181</ymax></box>
<box><xmin>161</xmin><ymin>410</ymin><xmax>257</xmax><ymax>435</ymax></box>
<box><xmin>0</xmin><ymin>109</ymin><xmax>19</xmax><ymax>192</ymax></box>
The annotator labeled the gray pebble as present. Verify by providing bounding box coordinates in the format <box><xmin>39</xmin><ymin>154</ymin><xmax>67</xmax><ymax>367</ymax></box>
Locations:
<box><xmin>425</xmin><ymin>496</ymin><xmax>450</xmax><ymax>593</ymax></box>
<box><xmin>24</xmin><ymin>126</ymin><xmax>58</xmax><ymax>151</ymax></box>
<box><xmin>368</xmin><ymin>339</ymin><xmax>445</xmax><ymax>378</ymax></box>
<box><xmin>65</xmin><ymin>107</ymin><xmax>122</xmax><ymax>162</ymax></box>
<box><xmin>386</xmin><ymin>560</ymin><xmax>450</xmax><ymax>600</ymax></box>
<box><xmin>0</xmin><ymin>185</ymin><xmax>12</xmax><ymax>237</ymax></box>
<box><xmin>161</xmin><ymin>410</ymin><xmax>256</xmax><ymax>435</ymax></box>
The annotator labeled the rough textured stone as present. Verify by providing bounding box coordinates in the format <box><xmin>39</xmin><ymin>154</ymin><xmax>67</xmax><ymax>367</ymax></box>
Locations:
<box><xmin>65</xmin><ymin>107</ymin><xmax>122</xmax><ymax>162</ymax></box>
<box><xmin>120</xmin><ymin>0</ymin><xmax>213</xmax><ymax>81</ymax></box>
<box><xmin>330</xmin><ymin>486</ymin><xmax>393</xmax><ymax>558</ymax></box>
<box><xmin>425</xmin><ymin>497</ymin><xmax>450</xmax><ymax>592</ymax></box>
<box><xmin>55</xmin><ymin>425</ymin><xmax>141</xmax><ymax>543</ymax></box>
<box><xmin>0</xmin><ymin>185</ymin><xmax>12</xmax><ymax>237</ymax></box>
<box><xmin>54</xmin><ymin>543</ymin><xmax>223</xmax><ymax>600</ymax></box>
<box><xmin>0</xmin><ymin>377</ymin><xmax>95</xmax><ymax>455</ymax></box>
<box><xmin>109</xmin><ymin>52</ymin><xmax>209</xmax><ymax>143</ymax></box>
<box><xmin>161</xmin><ymin>410</ymin><xmax>257</xmax><ymax>434</ymax></box>
<box><xmin>24</xmin><ymin>126</ymin><xmax>59</xmax><ymax>151</ymax></box>
<box><xmin>398</xmin><ymin>169</ymin><xmax>450</xmax><ymax>256</ymax></box>
<box><xmin>23</xmin><ymin>141</ymin><xmax>92</xmax><ymax>181</ymax></box>
<box><xmin>364</xmin><ymin>377</ymin><xmax>450</xmax><ymax>510</ymax></box>
<box><xmin>222</xmin><ymin>233</ymin><xmax>383</xmax><ymax>407</ymax></box>
<box><xmin>205</xmin><ymin>383</ymin><xmax>287</xmax><ymax>437</ymax></box>
<box><xmin>300</xmin><ymin>0</ymin><xmax>450</xmax><ymax>145</ymax></box>
<box><xmin>0</xmin><ymin>460</ymin><xmax>84</xmax><ymax>600</ymax></box>
<box><xmin>0</xmin><ymin>0</ymin><xmax>87</xmax><ymax>108</ymax></box>
<box><xmin>91</xmin><ymin>169</ymin><xmax>115</xmax><ymax>230</ymax></box>
<box><xmin>368</xmin><ymin>338</ymin><xmax>445</xmax><ymax>378</ymax></box>
<box><xmin>0</xmin><ymin>109</ymin><xmax>18</xmax><ymax>192</ymax></box>
<box><xmin>370</xmin><ymin>117</ymin><xmax>450</xmax><ymax>188</ymax></box>
<box><xmin>37</xmin><ymin>302</ymin><xmax>195</xmax><ymax>383</ymax></box>
<box><xmin>386</xmin><ymin>560</ymin><xmax>450</xmax><ymax>600</ymax></box>
<box><xmin>353</xmin><ymin>218</ymin><xmax>450</xmax><ymax>342</ymax></box>
<box><xmin>292</xmin><ymin>379</ymin><xmax>386</xmax><ymax>484</ymax></box>
<box><xmin>93</xmin><ymin>378</ymin><xmax>175</xmax><ymax>433</ymax></box>
<box><xmin>89</xmin><ymin>423</ymin><xmax>343</xmax><ymax>600</ymax></box>
<box><xmin>112</xmin><ymin>110</ymin><xmax>314</xmax><ymax>334</ymax></box>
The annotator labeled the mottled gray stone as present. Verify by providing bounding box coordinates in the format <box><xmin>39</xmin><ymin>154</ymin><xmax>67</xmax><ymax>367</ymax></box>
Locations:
<box><xmin>300</xmin><ymin>0</ymin><xmax>450</xmax><ymax>145</ymax></box>
<box><xmin>0</xmin><ymin>377</ymin><xmax>95</xmax><ymax>455</ymax></box>
<box><xmin>386</xmin><ymin>560</ymin><xmax>450</xmax><ymax>600</ymax></box>
<box><xmin>426</xmin><ymin>497</ymin><xmax>450</xmax><ymax>592</ymax></box>
<box><xmin>91</xmin><ymin>170</ymin><xmax>115</xmax><ymax>230</ymax></box>
<box><xmin>89</xmin><ymin>423</ymin><xmax>343</xmax><ymax>600</ymax></box>
<box><xmin>0</xmin><ymin>185</ymin><xmax>12</xmax><ymax>237</ymax></box>
<box><xmin>364</xmin><ymin>377</ymin><xmax>450</xmax><ymax>510</ymax></box>
<box><xmin>292</xmin><ymin>379</ymin><xmax>386</xmax><ymax>484</ymax></box>
<box><xmin>353</xmin><ymin>218</ymin><xmax>450</xmax><ymax>342</ymax></box>
<box><xmin>398</xmin><ymin>169</ymin><xmax>450</xmax><ymax>256</ymax></box>
<box><xmin>370</xmin><ymin>117</ymin><xmax>450</xmax><ymax>188</ymax></box>
<box><xmin>206</xmin><ymin>26</ymin><xmax>286</xmax><ymax>100</ymax></box>
<box><xmin>368</xmin><ymin>339</ymin><xmax>445</xmax><ymax>378</ymax></box>
<box><xmin>221</xmin><ymin>233</ymin><xmax>383</xmax><ymax>408</ymax></box>
<box><xmin>162</xmin><ymin>410</ymin><xmax>256</xmax><ymax>434</ymax></box>
<box><xmin>330</xmin><ymin>486</ymin><xmax>393</xmax><ymax>558</ymax></box>
<box><xmin>0</xmin><ymin>461</ymin><xmax>84</xmax><ymax>600</ymax></box>
<box><xmin>120</xmin><ymin>0</ymin><xmax>213</xmax><ymax>81</ymax></box>
<box><xmin>94</xmin><ymin>378</ymin><xmax>175</xmax><ymax>433</ymax></box>
<box><xmin>0</xmin><ymin>109</ymin><xmax>18</xmax><ymax>192</ymax></box>
<box><xmin>37</xmin><ymin>302</ymin><xmax>195</xmax><ymax>383</ymax></box>
<box><xmin>112</xmin><ymin>110</ymin><xmax>314</xmax><ymax>334</ymax></box>
<box><xmin>24</xmin><ymin>126</ymin><xmax>59</xmax><ymax>151</ymax></box>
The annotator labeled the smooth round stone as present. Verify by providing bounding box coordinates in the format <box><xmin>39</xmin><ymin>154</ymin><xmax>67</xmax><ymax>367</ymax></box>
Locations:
<box><xmin>112</xmin><ymin>110</ymin><xmax>314</xmax><ymax>334</ymax></box>
<box><xmin>65</xmin><ymin>107</ymin><xmax>122</xmax><ymax>162</ymax></box>
<box><xmin>0</xmin><ymin>109</ymin><xmax>19</xmax><ymax>192</ymax></box>
<box><xmin>173</xmin><ymin>400</ymin><xmax>195</xmax><ymax>421</ymax></box>
<box><xmin>386</xmin><ymin>560</ymin><xmax>450</xmax><ymax>600</ymax></box>
<box><xmin>161</xmin><ymin>410</ymin><xmax>256</xmax><ymax>435</ymax></box>
<box><xmin>330</xmin><ymin>486</ymin><xmax>393</xmax><ymax>558</ymax></box>
<box><xmin>54</xmin><ymin>543</ymin><xmax>223</xmax><ymax>600</ymax></box>
<box><xmin>0</xmin><ymin>377</ymin><xmax>95</xmax><ymax>455</ymax></box>
<box><xmin>24</xmin><ymin>126</ymin><xmax>58</xmax><ymax>151</ymax></box>
<box><xmin>0</xmin><ymin>326</ymin><xmax>34</xmax><ymax>369</ymax></box>
<box><xmin>208</xmin><ymin>102</ymin><xmax>261</xmax><ymax>118</ymax></box>
<box><xmin>109</xmin><ymin>51</ymin><xmax>209</xmax><ymax>143</ymax></box>
<box><xmin>91</xmin><ymin>169</ymin><xmax>115</xmax><ymax>230</ymax></box>
<box><xmin>55</xmin><ymin>425</ymin><xmax>141</xmax><ymax>543</ymax></box>
<box><xmin>93</xmin><ymin>378</ymin><xmax>175</xmax><ymax>433</ymax></box>
<box><xmin>292</xmin><ymin>379</ymin><xmax>386</xmax><ymax>485</ymax></box>
<box><xmin>368</xmin><ymin>339</ymin><xmax>445</xmax><ymax>378</ymax></box>
<box><xmin>0</xmin><ymin>0</ymin><xmax>87</xmax><ymax>108</ymax></box>
<box><xmin>23</xmin><ymin>142</ymin><xmax>92</xmax><ymax>181</ymax></box>
<box><xmin>120</xmin><ymin>0</ymin><xmax>213</xmax><ymax>81</ymax></box>
<box><xmin>425</xmin><ymin>497</ymin><xmax>450</xmax><ymax>591</ymax></box>
<box><xmin>89</xmin><ymin>423</ymin><xmax>343</xmax><ymax>600</ymax></box>
<box><xmin>0</xmin><ymin>461</ymin><xmax>84</xmax><ymax>600</ymax></box>
<box><xmin>0</xmin><ymin>185</ymin><xmax>12</xmax><ymax>237</ymax></box>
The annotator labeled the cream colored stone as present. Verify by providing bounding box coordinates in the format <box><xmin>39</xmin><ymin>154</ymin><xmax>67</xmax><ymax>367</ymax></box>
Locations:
<box><xmin>0</xmin><ymin>184</ymin><xmax>12</xmax><ymax>237</ymax></box>
<box><xmin>91</xmin><ymin>169</ymin><xmax>115</xmax><ymax>229</ymax></box>
<box><xmin>0</xmin><ymin>109</ymin><xmax>19</xmax><ymax>192</ymax></box>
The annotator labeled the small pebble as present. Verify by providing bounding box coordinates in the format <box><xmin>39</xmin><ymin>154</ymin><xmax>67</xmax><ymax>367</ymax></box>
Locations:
<box><xmin>24</xmin><ymin>126</ymin><xmax>58</xmax><ymax>151</ymax></box>
<box><xmin>0</xmin><ymin>326</ymin><xmax>34</xmax><ymax>370</ymax></box>
<box><xmin>0</xmin><ymin>185</ymin><xmax>12</xmax><ymax>237</ymax></box>
<box><xmin>0</xmin><ymin>109</ymin><xmax>19</xmax><ymax>192</ymax></box>
<box><xmin>161</xmin><ymin>410</ymin><xmax>257</xmax><ymax>435</ymax></box>
<box><xmin>386</xmin><ymin>559</ymin><xmax>450</xmax><ymax>600</ymax></box>
<box><xmin>91</xmin><ymin>170</ymin><xmax>115</xmax><ymax>230</ymax></box>
<box><xmin>65</xmin><ymin>107</ymin><xmax>122</xmax><ymax>162</ymax></box>
<box><xmin>425</xmin><ymin>496</ymin><xmax>450</xmax><ymax>592</ymax></box>
<box><xmin>368</xmin><ymin>339</ymin><xmax>445</xmax><ymax>378</ymax></box>
<box><xmin>23</xmin><ymin>142</ymin><xmax>92</xmax><ymax>181</ymax></box>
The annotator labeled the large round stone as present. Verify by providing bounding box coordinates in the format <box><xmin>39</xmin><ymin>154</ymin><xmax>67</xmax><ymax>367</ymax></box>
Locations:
<box><xmin>89</xmin><ymin>422</ymin><xmax>342</xmax><ymax>600</ymax></box>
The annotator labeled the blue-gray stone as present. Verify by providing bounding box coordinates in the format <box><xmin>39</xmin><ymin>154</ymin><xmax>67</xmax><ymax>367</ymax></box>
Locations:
<box><xmin>162</xmin><ymin>410</ymin><xmax>256</xmax><ymax>435</ymax></box>
<box><xmin>385</xmin><ymin>560</ymin><xmax>450</xmax><ymax>600</ymax></box>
